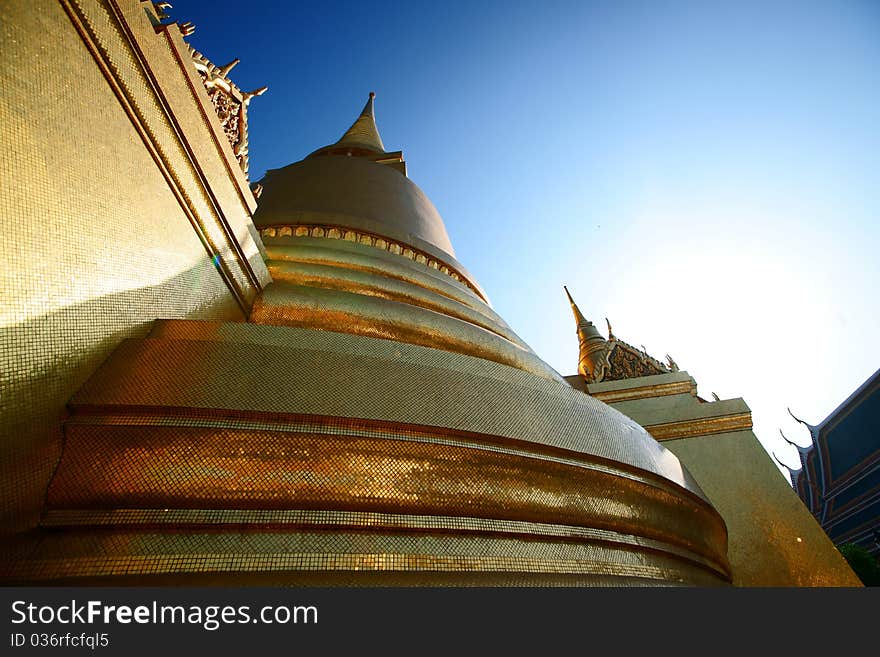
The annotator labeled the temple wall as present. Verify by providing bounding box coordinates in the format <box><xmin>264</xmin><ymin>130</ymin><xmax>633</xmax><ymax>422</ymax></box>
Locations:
<box><xmin>664</xmin><ymin>430</ymin><xmax>860</xmax><ymax>586</ymax></box>
<box><xmin>582</xmin><ymin>372</ymin><xmax>861</xmax><ymax>585</ymax></box>
<box><xmin>0</xmin><ymin>0</ymin><xmax>267</xmax><ymax>535</ymax></box>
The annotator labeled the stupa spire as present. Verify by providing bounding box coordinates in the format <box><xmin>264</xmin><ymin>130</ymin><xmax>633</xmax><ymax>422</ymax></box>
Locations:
<box><xmin>334</xmin><ymin>92</ymin><xmax>386</xmax><ymax>153</ymax></box>
<box><xmin>564</xmin><ymin>286</ymin><xmax>612</xmax><ymax>384</ymax></box>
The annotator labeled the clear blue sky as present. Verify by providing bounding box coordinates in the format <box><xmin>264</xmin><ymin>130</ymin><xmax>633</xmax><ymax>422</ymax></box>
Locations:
<box><xmin>177</xmin><ymin>0</ymin><xmax>880</xmax><ymax>477</ymax></box>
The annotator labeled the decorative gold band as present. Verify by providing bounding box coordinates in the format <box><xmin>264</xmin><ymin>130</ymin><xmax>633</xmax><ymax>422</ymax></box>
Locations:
<box><xmin>38</xmin><ymin>508</ymin><xmax>727</xmax><ymax>581</ymax></box>
<box><xmin>47</xmin><ymin>416</ymin><xmax>729</xmax><ymax>573</ymax></box>
<box><xmin>260</xmin><ymin>224</ymin><xmax>485</xmax><ymax>301</ymax></box>
<box><xmin>591</xmin><ymin>380</ymin><xmax>696</xmax><ymax>404</ymax></box>
<box><xmin>645</xmin><ymin>413</ymin><xmax>754</xmax><ymax>441</ymax></box>
<box><xmin>1</xmin><ymin>550</ymin><xmax>724</xmax><ymax>586</ymax></box>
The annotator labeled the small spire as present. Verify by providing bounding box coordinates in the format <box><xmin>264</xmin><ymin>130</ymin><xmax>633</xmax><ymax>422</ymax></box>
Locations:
<box><xmin>334</xmin><ymin>92</ymin><xmax>386</xmax><ymax>153</ymax></box>
<box><xmin>563</xmin><ymin>286</ymin><xmax>611</xmax><ymax>384</ymax></box>
<box><xmin>563</xmin><ymin>286</ymin><xmax>587</xmax><ymax>326</ymax></box>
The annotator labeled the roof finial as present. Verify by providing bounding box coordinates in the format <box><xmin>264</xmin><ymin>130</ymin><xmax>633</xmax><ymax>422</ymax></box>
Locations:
<box><xmin>564</xmin><ymin>286</ymin><xmax>611</xmax><ymax>385</ymax></box>
<box><xmin>787</xmin><ymin>407</ymin><xmax>808</xmax><ymax>427</ymax></box>
<box><xmin>772</xmin><ymin>450</ymin><xmax>803</xmax><ymax>484</ymax></box>
<box><xmin>217</xmin><ymin>58</ymin><xmax>240</xmax><ymax>78</ymax></box>
<box><xmin>779</xmin><ymin>428</ymin><xmax>800</xmax><ymax>449</ymax></box>
<box><xmin>605</xmin><ymin>317</ymin><xmax>616</xmax><ymax>341</ymax></box>
<box><xmin>242</xmin><ymin>86</ymin><xmax>268</xmax><ymax>105</ymax></box>
<box><xmin>787</xmin><ymin>406</ymin><xmax>822</xmax><ymax>447</ymax></box>
<box><xmin>152</xmin><ymin>2</ymin><xmax>172</xmax><ymax>20</ymax></box>
<box><xmin>780</xmin><ymin>427</ymin><xmax>814</xmax><ymax>456</ymax></box>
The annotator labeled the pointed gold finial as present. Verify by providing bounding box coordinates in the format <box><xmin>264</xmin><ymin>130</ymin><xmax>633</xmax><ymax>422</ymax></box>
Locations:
<box><xmin>334</xmin><ymin>92</ymin><xmax>386</xmax><ymax>153</ymax></box>
<box><xmin>563</xmin><ymin>285</ymin><xmax>586</xmax><ymax>324</ymax></box>
<box><xmin>564</xmin><ymin>286</ymin><xmax>612</xmax><ymax>384</ymax></box>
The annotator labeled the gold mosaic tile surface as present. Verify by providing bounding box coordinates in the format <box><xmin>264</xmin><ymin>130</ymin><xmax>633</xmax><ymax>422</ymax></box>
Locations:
<box><xmin>12</xmin><ymin>319</ymin><xmax>730</xmax><ymax>585</ymax></box>
<box><xmin>4</xmin><ymin>528</ymin><xmax>726</xmax><ymax>586</ymax></box>
<box><xmin>0</xmin><ymin>0</ymin><xmax>254</xmax><ymax>534</ymax></box>
<box><xmin>66</xmin><ymin>327</ymin><xmax>706</xmax><ymax>493</ymax></box>
<box><xmin>47</xmin><ymin>423</ymin><xmax>725</xmax><ymax>560</ymax></box>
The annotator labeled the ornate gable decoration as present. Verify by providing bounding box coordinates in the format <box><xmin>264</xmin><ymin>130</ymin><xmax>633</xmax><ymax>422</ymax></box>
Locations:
<box><xmin>565</xmin><ymin>288</ymin><xmax>678</xmax><ymax>385</ymax></box>
<box><xmin>603</xmin><ymin>339</ymin><xmax>672</xmax><ymax>382</ymax></box>
<box><xmin>188</xmin><ymin>45</ymin><xmax>266</xmax><ymax>180</ymax></box>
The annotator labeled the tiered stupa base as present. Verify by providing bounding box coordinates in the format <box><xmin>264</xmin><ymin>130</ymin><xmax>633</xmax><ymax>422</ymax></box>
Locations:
<box><xmin>5</xmin><ymin>319</ymin><xmax>730</xmax><ymax>586</ymax></box>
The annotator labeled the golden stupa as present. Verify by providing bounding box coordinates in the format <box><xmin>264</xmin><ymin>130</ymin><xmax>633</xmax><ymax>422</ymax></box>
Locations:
<box><xmin>3</xmin><ymin>0</ymin><xmax>859</xmax><ymax>587</ymax></box>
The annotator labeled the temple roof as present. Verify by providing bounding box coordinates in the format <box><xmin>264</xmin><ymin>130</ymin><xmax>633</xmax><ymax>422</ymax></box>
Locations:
<box><xmin>785</xmin><ymin>368</ymin><xmax>880</xmax><ymax>554</ymax></box>
<box><xmin>787</xmin><ymin>368</ymin><xmax>880</xmax><ymax>493</ymax></box>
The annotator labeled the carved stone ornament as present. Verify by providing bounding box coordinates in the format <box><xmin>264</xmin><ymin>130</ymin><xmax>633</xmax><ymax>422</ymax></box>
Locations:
<box><xmin>187</xmin><ymin>45</ymin><xmax>266</xmax><ymax>179</ymax></box>
<box><xmin>602</xmin><ymin>341</ymin><xmax>670</xmax><ymax>382</ymax></box>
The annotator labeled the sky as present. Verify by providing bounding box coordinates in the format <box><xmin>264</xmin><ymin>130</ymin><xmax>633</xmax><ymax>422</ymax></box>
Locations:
<box><xmin>175</xmin><ymin>0</ymin><xmax>879</xmax><ymax>479</ymax></box>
